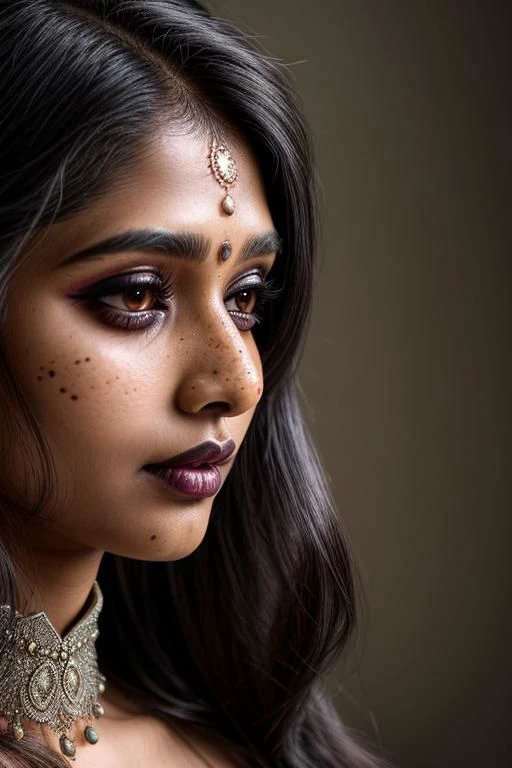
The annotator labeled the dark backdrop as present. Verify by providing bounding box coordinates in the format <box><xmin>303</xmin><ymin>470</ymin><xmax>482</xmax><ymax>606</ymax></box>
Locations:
<box><xmin>207</xmin><ymin>3</ymin><xmax>511</xmax><ymax>767</ymax></box>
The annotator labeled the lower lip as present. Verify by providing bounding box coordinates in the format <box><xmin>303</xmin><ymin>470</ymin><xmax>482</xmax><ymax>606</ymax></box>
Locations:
<box><xmin>144</xmin><ymin>465</ymin><xmax>222</xmax><ymax>499</ymax></box>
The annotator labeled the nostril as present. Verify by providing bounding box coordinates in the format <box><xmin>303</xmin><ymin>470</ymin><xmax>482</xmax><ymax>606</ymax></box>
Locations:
<box><xmin>203</xmin><ymin>401</ymin><xmax>230</xmax><ymax>413</ymax></box>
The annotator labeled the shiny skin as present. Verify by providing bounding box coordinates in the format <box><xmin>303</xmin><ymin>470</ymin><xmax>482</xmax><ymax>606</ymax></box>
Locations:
<box><xmin>0</xmin><ymin>128</ymin><xmax>277</xmax><ymax>564</ymax></box>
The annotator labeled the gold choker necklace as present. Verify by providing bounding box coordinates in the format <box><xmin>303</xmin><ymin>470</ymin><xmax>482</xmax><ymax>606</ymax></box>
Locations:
<box><xmin>0</xmin><ymin>582</ymin><xmax>106</xmax><ymax>761</ymax></box>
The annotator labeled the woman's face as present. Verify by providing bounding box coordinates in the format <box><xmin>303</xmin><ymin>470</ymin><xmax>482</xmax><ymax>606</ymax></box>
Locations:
<box><xmin>1</xmin><ymin>129</ymin><xmax>277</xmax><ymax>561</ymax></box>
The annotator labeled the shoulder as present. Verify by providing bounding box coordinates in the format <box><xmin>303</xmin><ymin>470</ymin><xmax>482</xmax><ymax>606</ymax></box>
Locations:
<box><xmin>160</xmin><ymin>721</ymin><xmax>243</xmax><ymax>768</ymax></box>
<box><xmin>103</xmin><ymin>685</ymin><xmax>242</xmax><ymax>768</ymax></box>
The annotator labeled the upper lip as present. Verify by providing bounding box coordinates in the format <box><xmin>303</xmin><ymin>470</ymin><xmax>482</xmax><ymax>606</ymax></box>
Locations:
<box><xmin>145</xmin><ymin>439</ymin><xmax>236</xmax><ymax>471</ymax></box>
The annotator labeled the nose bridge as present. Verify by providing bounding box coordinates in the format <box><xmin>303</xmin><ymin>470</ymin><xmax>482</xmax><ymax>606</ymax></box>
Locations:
<box><xmin>175</xmin><ymin>302</ymin><xmax>262</xmax><ymax>416</ymax></box>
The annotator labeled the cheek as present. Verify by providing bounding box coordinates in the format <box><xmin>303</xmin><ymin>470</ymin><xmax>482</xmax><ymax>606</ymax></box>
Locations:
<box><xmin>2</xmin><ymin>298</ymin><xmax>155</xmax><ymax>449</ymax></box>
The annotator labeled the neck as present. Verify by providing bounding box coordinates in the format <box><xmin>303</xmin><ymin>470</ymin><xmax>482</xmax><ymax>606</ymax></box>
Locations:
<box><xmin>15</xmin><ymin>546</ymin><xmax>103</xmax><ymax>636</ymax></box>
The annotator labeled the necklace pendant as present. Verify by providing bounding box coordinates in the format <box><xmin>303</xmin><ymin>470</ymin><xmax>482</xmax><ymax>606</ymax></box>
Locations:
<box><xmin>59</xmin><ymin>735</ymin><xmax>76</xmax><ymax>760</ymax></box>
<box><xmin>12</xmin><ymin>710</ymin><xmax>24</xmax><ymax>741</ymax></box>
<box><xmin>84</xmin><ymin>724</ymin><xmax>99</xmax><ymax>744</ymax></box>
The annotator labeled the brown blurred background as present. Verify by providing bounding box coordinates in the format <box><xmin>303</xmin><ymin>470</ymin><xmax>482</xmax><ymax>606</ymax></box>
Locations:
<box><xmin>207</xmin><ymin>2</ymin><xmax>511</xmax><ymax>766</ymax></box>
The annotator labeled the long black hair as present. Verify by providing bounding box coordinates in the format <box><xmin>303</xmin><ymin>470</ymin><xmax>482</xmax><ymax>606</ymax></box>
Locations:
<box><xmin>0</xmin><ymin>2</ymin><xmax>386</xmax><ymax>766</ymax></box>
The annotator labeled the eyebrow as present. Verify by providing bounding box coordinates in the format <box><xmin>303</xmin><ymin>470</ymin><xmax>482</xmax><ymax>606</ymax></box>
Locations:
<box><xmin>59</xmin><ymin>228</ymin><xmax>282</xmax><ymax>267</ymax></box>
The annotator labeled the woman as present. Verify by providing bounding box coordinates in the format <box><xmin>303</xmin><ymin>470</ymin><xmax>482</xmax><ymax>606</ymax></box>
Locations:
<box><xmin>0</xmin><ymin>1</ymin><xmax>385</xmax><ymax>766</ymax></box>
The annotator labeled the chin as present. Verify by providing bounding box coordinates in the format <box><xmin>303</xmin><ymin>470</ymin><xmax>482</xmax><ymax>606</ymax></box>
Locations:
<box><xmin>108</xmin><ymin>500</ymin><xmax>213</xmax><ymax>562</ymax></box>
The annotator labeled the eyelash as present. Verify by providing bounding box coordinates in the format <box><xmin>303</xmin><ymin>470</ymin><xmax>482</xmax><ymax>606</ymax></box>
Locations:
<box><xmin>71</xmin><ymin>269</ymin><xmax>279</xmax><ymax>332</ymax></box>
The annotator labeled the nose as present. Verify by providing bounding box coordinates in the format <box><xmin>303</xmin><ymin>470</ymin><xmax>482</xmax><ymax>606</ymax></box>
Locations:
<box><xmin>174</xmin><ymin>313</ymin><xmax>262</xmax><ymax>418</ymax></box>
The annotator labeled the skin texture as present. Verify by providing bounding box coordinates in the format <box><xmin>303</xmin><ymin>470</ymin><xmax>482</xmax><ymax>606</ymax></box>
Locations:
<box><xmin>0</xmin><ymin>127</ymin><xmax>277</xmax><ymax>766</ymax></box>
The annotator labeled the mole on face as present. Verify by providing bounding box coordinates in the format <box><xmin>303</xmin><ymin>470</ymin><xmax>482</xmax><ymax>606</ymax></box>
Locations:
<box><xmin>71</xmin><ymin>395</ymin><xmax>78</xmax><ymax>401</ymax></box>
<box><xmin>150</xmin><ymin>535</ymin><xmax>157</xmax><ymax>541</ymax></box>
<box><xmin>60</xmin><ymin>387</ymin><xmax>67</xmax><ymax>394</ymax></box>
<box><xmin>48</xmin><ymin>370</ymin><xmax>56</xmax><ymax>377</ymax></box>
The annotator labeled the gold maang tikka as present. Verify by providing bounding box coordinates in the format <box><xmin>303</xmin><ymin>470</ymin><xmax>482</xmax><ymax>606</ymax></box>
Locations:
<box><xmin>209</xmin><ymin>139</ymin><xmax>238</xmax><ymax>215</ymax></box>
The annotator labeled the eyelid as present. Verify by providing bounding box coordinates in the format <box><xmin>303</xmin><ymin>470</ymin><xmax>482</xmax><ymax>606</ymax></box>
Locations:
<box><xmin>66</xmin><ymin>263</ymin><xmax>175</xmax><ymax>296</ymax></box>
<box><xmin>225</xmin><ymin>268</ymin><xmax>266</xmax><ymax>296</ymax></box>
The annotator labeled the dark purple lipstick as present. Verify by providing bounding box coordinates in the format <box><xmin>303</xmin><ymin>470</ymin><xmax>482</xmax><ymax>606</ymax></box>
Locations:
<box><xmin>144</xmin><ymin>440</ymin><xmax>236</xmax><ymax>499</ymax></box>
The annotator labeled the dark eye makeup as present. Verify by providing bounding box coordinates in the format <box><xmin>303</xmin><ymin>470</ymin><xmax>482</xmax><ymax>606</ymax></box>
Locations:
<box><xmin>69</xmin><ymin>267</ymin><xmax>280</xmax><ymax>333</ymax></box>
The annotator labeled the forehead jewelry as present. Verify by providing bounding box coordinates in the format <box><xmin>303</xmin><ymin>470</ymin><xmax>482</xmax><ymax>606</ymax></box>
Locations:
<box><xmin>209</xmin><ymin>139</ymin><xmax>238</xmax><ymax>216</ymax></box>
<box><xmin>219</xmin><ymin>240</ymin><xmax>232</xmax><ymax>262</ymax></box>
<box><xmin>0</xmin><ymin>582</ymin><xmax>106</xmax><ymax>762</ymax></box>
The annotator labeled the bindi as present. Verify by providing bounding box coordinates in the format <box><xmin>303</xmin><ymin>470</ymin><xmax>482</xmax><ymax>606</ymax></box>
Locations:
<box><xmin>218</xmin><ymin>240</ymin><xmax>232</xmax><ymax>262</ymax></box>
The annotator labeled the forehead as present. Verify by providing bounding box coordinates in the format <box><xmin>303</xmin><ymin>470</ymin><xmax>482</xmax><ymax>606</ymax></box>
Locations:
<box><xmin>24</xmin><ymin>128</ymin><xmax>274</xmax><ymax>272</ymax></box>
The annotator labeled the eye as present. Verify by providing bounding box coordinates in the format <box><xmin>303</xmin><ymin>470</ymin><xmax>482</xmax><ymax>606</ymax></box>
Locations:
<box><xmin>224</xmin><ymin>272</ymin><xmax>279</xmax><ymax>331</ymax></box>
<box><xmin>101</xmin><ymin>283</ymin><xmax>159</xmax><ymax>312</ymax></box>
<box><xmin>225</xmin><ymin>288</ymin><xmax>258</xmax><ymax>315</ymax></box>
<box><xmin>70</xmin><ymin>271</ymin><xmax>174</xmax><ymax>331</ymax></box>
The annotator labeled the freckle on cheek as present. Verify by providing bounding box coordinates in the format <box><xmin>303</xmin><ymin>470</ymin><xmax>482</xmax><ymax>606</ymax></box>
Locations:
<box><xmin>60</xmin><ymin>387</ymin><xmax>67</xmax><ymax>394</ymax></box>
<box><xmin>150</xmin><ymin>535</ymin><xmax>157</xmax><ymax>541</ymax></box>
<box><xmin>48</xmin><ymin>370</ymin><xmax>56</xmax><ymax>378</ymax></box>
<box><xmin>71</xmin><ymin>395</ymin><xmax>79</xmax><ymax>401</ymax></box>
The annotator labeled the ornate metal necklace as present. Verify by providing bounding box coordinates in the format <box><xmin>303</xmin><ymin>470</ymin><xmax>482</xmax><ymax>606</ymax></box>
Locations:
<box><xmin>0</xmin><ymin>582</ymin><xmax>106</xmax><ymax>761</ymax></box>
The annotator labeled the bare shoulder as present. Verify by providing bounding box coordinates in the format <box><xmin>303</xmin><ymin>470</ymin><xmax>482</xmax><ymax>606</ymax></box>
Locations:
<box><xmin>102</xmin><ymin>685</ymin><xmax>242</xmax><ymax>768</ymax></box>
<box><xmin>162</xmin><ymin>721</ymin><xmax>242</xmax><ymax>768</ymax></box>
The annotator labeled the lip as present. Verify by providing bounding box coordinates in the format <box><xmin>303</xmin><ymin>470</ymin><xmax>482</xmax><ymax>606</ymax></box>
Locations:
<box><xmin>145</xmin><ymin>439</ymin><xmax>236</xmax><ymax>471</ymax></box>
<box><xmin>143</xmin><ymin>439</ymin><xmax>236</xmax><ymax>500</ymax></box>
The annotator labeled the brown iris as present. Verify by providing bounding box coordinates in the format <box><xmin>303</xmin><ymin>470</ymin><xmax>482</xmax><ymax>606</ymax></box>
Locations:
<box><xmin>235</xmin><ymin>289</ymin><xmax>257</xmax><ymax>314</ymax></box>
<box><xmin>123</xmin><ymin>286</ymin><xmax>155</xmax><ymax>312</ymax></box>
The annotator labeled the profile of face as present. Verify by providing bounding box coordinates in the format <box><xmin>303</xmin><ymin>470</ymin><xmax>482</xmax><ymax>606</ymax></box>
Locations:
<box><xmin>0</xmin><ymin>128</ymin><xmax>277</xmax><ymax>562</ymax></box>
